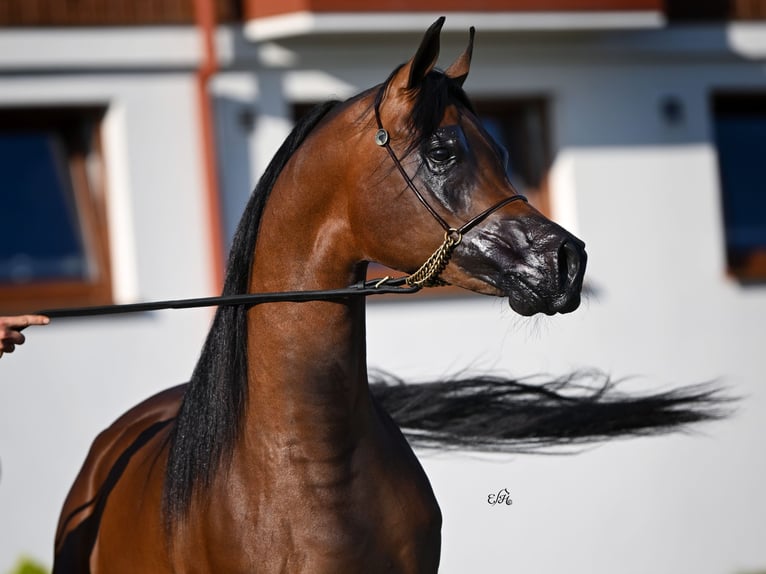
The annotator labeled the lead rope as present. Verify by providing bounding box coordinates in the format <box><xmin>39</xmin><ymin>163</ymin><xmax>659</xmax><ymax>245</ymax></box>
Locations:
<box><xmin>36</xmin><ymin>279</ymin><xmax>420</xmax><ymax>319</ymax></box>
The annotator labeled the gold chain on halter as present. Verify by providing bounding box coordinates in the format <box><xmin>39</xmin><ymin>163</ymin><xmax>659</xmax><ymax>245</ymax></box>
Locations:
<box><xmin>405</xmin><ymin>229</ymin><xmax>463</xmax><ymax>288</ymax></box>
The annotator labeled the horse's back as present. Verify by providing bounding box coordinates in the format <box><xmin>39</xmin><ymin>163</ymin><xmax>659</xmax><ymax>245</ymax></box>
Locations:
<box><xmin>53</xmin><ymin>383</ymin><xmax>185</xmax><ymax>573</ymax></box>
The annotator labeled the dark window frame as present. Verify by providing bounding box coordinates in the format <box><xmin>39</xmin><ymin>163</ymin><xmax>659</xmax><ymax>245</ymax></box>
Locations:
<box><xmin>711</xmin><ymin>91</ymin><xmax>766</xmax><ymax>282</ymax></box>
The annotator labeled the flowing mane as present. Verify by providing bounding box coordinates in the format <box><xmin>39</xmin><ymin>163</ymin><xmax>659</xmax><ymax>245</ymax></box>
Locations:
<box><xmin>162</xmin><ymin>100</ymin><xmax>341</xmax><ymax>524</ymax></box>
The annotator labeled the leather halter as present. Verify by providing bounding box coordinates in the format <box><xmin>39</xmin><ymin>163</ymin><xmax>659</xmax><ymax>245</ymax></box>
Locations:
<box><xmin>373</xmin><ymin>96</ymin><xmax>528</xmax><ymax>286</ymax></box>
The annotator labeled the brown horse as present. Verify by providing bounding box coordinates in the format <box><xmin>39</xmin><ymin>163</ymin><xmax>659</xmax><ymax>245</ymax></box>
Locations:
<box><xmin>52</xmin><ymin>18</ymin><xmax>717</xmax><ymax>573</ymax></box>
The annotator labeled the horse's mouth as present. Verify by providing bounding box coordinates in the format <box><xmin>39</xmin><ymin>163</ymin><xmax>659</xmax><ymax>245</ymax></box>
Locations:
<box><xmin>504</xmin><ymin>274</ymin><xmax>583</xmax><ymax>317</ymax></box>
<box><xmin>445</xmin><ymin>263</ymin><xmax>584</xmax><ymax>316</ymax></box>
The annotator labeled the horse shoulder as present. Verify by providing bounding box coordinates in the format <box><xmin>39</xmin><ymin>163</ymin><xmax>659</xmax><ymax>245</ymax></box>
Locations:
<box><xmin>54</xmin><ymin>384</ymin><xmax>186</xmax><ymax>570</ymax></box>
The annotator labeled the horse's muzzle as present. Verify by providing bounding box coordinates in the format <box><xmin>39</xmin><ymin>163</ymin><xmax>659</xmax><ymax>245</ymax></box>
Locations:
<box><xmin>503</xmin><ymin>233</ymin><xmax>587</xmax><ymax>317</ymax></box>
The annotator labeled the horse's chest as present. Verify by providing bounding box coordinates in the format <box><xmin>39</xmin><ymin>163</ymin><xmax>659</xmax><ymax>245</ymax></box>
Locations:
<box><xmin>199</xmin><ymin>456</ymin><xmax>441</xmax><ymax>573</ymax></box>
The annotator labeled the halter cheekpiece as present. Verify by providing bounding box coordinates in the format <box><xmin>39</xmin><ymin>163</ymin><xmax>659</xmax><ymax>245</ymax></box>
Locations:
<box><xmin>373</xmin><ymin>91</ymin><xmax>528</xmax><ymax>287</ymax></box>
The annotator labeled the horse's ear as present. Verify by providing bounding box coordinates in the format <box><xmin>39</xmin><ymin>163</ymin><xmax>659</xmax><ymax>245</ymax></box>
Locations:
<box><xmin>394</xmin><ymin>17</ymin><xmax>445</xmax><ymax>91</ymax></box>
<box><xmin>444</xmin><ymin>26</ymin><xmax>475</xmax><ymax>87</ymax></box>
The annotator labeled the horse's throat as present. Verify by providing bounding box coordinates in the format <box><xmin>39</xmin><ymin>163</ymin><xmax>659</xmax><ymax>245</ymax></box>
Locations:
<box><xmin>243</xmin><ymin>291</ymin><xmax>371</xmax><ymax>440</ymax></box>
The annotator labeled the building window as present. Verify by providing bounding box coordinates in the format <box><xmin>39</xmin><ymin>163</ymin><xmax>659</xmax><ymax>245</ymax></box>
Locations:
<box><xmin>712</xmin><ymin>93</ymin><xmax>766</xmax><ymax>281</ymax></box>
<box><xmin>0</xmin><ymin>107</ymin><xmax>112</xmax><ymax>313</ymax></box>
<box><xmin>473</xmin><ymin>98</ymin><xmax>552</xmax><ymax>216</ymax></box>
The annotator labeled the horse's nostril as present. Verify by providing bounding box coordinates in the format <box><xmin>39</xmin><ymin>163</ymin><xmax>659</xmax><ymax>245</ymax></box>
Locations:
<box><xmin>558</xmin><ymin>240</ymin><xmax>582</xmax><ymax>288</ymax></box>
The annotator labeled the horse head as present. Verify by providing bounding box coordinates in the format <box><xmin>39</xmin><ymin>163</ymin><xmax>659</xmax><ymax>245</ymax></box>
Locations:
<box><xmin>348</xmin><ymin>17</ymin><xmax>587</xmax><ymax>316</ymax></box>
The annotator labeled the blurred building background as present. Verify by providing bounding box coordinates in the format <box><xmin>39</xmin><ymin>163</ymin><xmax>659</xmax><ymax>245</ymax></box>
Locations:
<box><xmin>1</xmin><ymin>1</ymin><xmax>765</xmax><ymax>572</ymax></box>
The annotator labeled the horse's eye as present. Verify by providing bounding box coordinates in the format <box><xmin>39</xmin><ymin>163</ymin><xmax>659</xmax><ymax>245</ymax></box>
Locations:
<box><xmin>428</xmin><ymin>146</ymin><xmax>454</xmax><ymax>163</ymax></box>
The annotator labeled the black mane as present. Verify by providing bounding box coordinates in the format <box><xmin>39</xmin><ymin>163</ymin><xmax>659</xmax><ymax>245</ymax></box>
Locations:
<box><xmin>162</xmin><ymin>100</ymin><xmax>341</xmax><ymax>525</ymax></box>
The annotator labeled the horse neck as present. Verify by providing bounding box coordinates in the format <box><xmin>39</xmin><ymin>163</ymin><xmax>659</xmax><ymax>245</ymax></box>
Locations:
<box><xmin>242</xmin><ymin>122</ymin><xmax>371</xmax><ymax>454</ymax></box>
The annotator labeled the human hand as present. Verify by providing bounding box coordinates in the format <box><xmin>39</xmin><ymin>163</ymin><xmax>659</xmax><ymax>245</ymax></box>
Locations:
<box><xmin>0</xmin><ymin>315</ymin><xmax>50</xmax><ymax>358</ymax></box>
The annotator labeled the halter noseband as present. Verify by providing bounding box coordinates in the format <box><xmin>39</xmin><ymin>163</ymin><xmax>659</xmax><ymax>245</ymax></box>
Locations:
<box><xmin>373</xmin><ymin>96</ymin><xmax>528</xmax><ymax>287</ymax></box>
